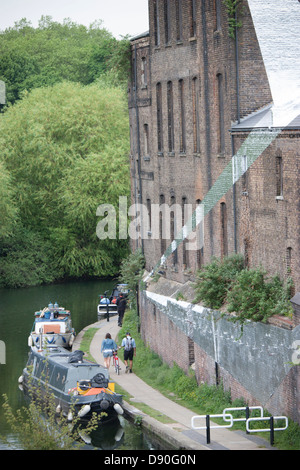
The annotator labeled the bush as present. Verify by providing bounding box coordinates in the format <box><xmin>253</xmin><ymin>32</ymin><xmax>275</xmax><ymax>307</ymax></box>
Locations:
<box><xmin>227</xmin><ymin>268</ymin><xmax>294</xmax><ymax>327</ymax></box>
<box><xmin>193</xmin><ymin>254</ymin><xmax>244</xmax><ymax>309</ymax></box>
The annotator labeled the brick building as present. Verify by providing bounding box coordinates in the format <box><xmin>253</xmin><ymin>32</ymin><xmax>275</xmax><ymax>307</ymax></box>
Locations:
<box><xmin>128</xmin><ymin>0</ymin><xmax>300</xmax><ymax>292</ymax></box>
<box><xmin>128</xmin><ymin>0</ymin><xmax>300</xmax><ymax>424</ymax></box>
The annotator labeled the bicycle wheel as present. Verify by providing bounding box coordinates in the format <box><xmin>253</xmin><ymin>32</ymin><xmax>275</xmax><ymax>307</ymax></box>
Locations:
<box><xmin>115</xmin><ymin>359</ymin><xmax>120</xmax><ymax>375</ymax></box>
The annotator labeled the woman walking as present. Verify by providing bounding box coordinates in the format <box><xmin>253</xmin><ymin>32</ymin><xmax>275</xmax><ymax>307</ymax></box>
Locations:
<box><xmin>101</xmin><ymin>333</ymin><xmax>117</xmax><ymax>369</ymax></box>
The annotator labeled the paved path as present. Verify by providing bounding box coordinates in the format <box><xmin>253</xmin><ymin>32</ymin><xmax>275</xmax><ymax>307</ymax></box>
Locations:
<box><xmin>74</xmin><ymin>316</ymin><xmax>274</xmax><ymax>451</ymax></box>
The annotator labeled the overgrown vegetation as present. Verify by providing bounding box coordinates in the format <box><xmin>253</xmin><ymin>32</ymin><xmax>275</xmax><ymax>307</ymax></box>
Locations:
<box><xmin>117</xmin><ymin>309</ymin><xmax>300</xmax><ymax>450</ymax></box>
<box><xmin>193</xmin><ymin>254</ymin><xmax>244</xmax><ymax>309</ymax></box>
<box><xmin>193</xmin><ymin>255</ymin><xmax>294</xmax><ymax>329</ymax></box>
<box><xmin>222</xmin><ymin>0</ymin><xmax>243</xmax><ymax>39</ymax></box>
<box><xmin>1</xmin><ymin>365</ymin><xmax>101</xmax><ymax>450</ymax></box>
<box><xmin>0</xmin><ymin>18</ymin><xmax>132</xmax><ymax>288</ymax></box>
<box><xmin>0</xmin><ymin>81</ymin><xmax>130</xmax><ymax>287</ymax></box>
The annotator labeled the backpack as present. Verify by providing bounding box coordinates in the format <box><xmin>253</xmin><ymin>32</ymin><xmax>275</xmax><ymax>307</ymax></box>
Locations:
<box><xmin>124</xmin><ymin>337</ymin><xmax>133</xmax><ymax>351</ymax></box>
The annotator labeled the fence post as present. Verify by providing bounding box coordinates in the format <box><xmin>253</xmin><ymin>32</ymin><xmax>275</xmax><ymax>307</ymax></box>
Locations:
<box><xmin>270</xmin><ymin>416</ymin><xmax>274</xmax><ymax>446</ymax></box>
<box><xmin>206</xmin><ymin>415</ymin><xmax>210</xmax><ymax>444</ymax></box>
<box><xmin>245</xmin><ymin>407</ymin><xmax>250</xmax><ymax>434</ymax></box>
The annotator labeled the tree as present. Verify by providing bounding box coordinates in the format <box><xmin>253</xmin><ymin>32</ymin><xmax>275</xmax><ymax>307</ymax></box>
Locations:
<box><xmin>0</xmin><ymin>81</ymin><xmax>130</xmax><ymax>286</ymax></box>
<box><xmin>0</xmin><ymin>161</ymin><xmax>18</xmax><ymax>238</ymax></box>
<box><xmin>0</xmin><ymin>17</ymin><xmax>130</xmax><ymax>104</ymax></box>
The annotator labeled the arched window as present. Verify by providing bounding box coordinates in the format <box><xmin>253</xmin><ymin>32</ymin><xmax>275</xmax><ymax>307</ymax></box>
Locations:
<box><xmin>141</xmin><ymin>57</ymin><xmax>147</xmax><ymax>87</ymax></box>
<box><xmin>192</xmin><ymin>77</ymin><xmax>200</xmax><ymax>154</ymax></box>
<box><xmin>215</xmin><ymin>0</ymin><xmax>222</xmax><ymax>31</ymax></box>
<box><xmin>190</xmin><ymin>0</ymin><xmax>197</xmax><ymax>37</ymax></box>
<box><xmin>164</xmin><ymin>0</ymin><xmax>171</xmax><ymax>44</ymax></box>
<box><xmin>143</xmin><ymin>124</ymin><xmax>149</xmax><ymax>156</ymax></box>
<box><xmin>176</xmin><ymin>0</ymin><xmax>183</xmax><ymax>41</ymax></box>
<box><xmin>156</xmin><ymin>83</ymin><xmax>163</xmax><ymax>152</ymax></box>
<box><xmin>154</xmin><ymin>0</ymin><xmax>160</xmax><ymax>46</ymax></box>
<box><xmin>276</xmin><ymin>155</ymin><xmax>283</xmax><ymax>197</ymax></box>
<box><xmin>170</xmin><ymin>195</ymin><xmax>178</xmax><ymax>265</ymax></box>
<box><xmin>160</xmin><ymin>194</ymin><xmax>166</xmax><ymax>255</ymax></box>
<box><xmin>167</xmin><ymin>81</ymin><xmax>174</xmax><ymax>153</ymax></box>
<box><xmin>178</xmin><ymin>79</ymin><xmax>186</xmax><ymax>153</ymax></box>
<box><xmin>217</xmin><ymin>73</ymin><xmax>225</xmax><ymax>154</ymax></box>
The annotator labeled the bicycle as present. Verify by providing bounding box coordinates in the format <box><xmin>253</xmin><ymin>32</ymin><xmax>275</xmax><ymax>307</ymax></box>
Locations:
<box><xmin>112</xmin><ymin>349</ymin><xmax>121</xmax><ymax>375</ymax></box>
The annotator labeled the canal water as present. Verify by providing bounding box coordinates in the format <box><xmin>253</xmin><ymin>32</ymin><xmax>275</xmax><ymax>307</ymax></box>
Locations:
<box><xmin>0</xmin><ymin>279</ymin><xmax>158</xmax><ymax>450</ymax></box>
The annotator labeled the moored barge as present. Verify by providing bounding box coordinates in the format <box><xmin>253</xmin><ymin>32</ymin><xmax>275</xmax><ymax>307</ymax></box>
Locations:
<box><xmin>19</xmin><ymin>346</ymin><xmax>123</xmax><ymax>421</ymax></box>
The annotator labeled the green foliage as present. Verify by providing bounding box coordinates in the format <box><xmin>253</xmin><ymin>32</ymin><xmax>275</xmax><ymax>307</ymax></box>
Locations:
<box><xmin>193</xmin><ymin>254</ymin><xmax>244</xmax><ymax>309</ymax></box>
<box><xmin>0</xmin><ymin>81</ymin><xmax>130</xmax><ymax>286</ymax></box>
<box><xmin>227</xmin><ymin>268</ymin><xmax>294</xmax><ymax>326</ymax></box>
<box><xmin>222</xmin><ymin>0</ymin><xmax>243</xmax><ymax>39</ymax></box>
<box><xmin>119</xmin><ymin>249</ymin><xmax>145</xmax><ymax>307</ymax></box>
<box><xmin>0</xmin><ymin>160</ymin><xmax>18</xmax><ymax>238</ymax></box>
<box><xmin>0</xmin><ymin>226</ymin><xmax>59</xmax><ymax>288</ymax></box>
<box><xmin>194</xmin><ymin>255</ymin><xmax>293</xmax><ymax>327</ymax></box>
<box><xmin>0</xmin><ymin>17</ymin><xmax>131</xmax><ymax>104</ymax></box>
<box><xmin>1</xmin><ymin>365</ymin><xmax>101</xmax><ymax>450</ymax></box>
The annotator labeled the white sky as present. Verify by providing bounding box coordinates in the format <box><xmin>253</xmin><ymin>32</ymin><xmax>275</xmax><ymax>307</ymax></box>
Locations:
<box><xmin>0</xmin><ymin>0</ymin><xmax>149</xmax><ymax>38</ymax></box>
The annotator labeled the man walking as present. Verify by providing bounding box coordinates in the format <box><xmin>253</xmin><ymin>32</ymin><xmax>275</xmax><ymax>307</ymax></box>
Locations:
<box><xmin>121</xmin><ymin>332</ymin><xmax>136</xmax><ymax>373</ymax></box>
<box><xmin>116</xmin><ymin>293</ymin><xmax>126</xmax><ymax>327</ymax></box>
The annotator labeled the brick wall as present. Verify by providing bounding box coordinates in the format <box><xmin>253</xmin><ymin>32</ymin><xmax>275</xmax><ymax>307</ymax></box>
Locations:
<box><xmin>141</xmin><ymin>290</ymin><xmax>300</xmax><ymax>424</ymax></box>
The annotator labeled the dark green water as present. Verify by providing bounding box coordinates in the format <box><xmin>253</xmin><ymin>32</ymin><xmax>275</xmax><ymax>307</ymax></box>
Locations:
<box><xmin>0</xmin><ymin>279</ymin><xmax>156</xmax><ymax>450</ymax></box>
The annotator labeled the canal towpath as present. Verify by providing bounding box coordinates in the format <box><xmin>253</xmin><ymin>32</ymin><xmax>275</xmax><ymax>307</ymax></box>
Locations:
<box><xmin>73</xmin><ymin>316</ymin><xmax>275</xmax><ymax>451</ymax></box>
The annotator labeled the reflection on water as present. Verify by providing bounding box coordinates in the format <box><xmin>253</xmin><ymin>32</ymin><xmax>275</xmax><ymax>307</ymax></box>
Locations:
<box><xmin>0</xmin><ymin>279</ymin><xmax>158</xmax><ymax>450</ymax></box>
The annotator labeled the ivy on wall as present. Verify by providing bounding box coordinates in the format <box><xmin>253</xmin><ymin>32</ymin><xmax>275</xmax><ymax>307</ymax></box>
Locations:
<box><xmin>223</xmin><ymin>0</ymin><xmax>242</xmax><ymax>38</ymax></box>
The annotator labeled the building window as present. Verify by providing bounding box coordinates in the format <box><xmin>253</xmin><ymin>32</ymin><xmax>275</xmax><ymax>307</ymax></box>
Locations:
<box><xmin>190</xmin><ymin>0</ymin><xmax>197</xmax><ymax>37</ymax></box>
<box><xmin>196</xmin><ymin>199</ymin><xmax>203</xmax><ymax>269</ymax></box>
<box><xmin>141</xmin><ymin>57</ymin><xmax>147</xmax><ymax>87</ymax></box>
<box><xmin>146</xmin><ymin>198</ymin><xmax>152</xmax><ymax>233</ymax></box>
<box><xmin>170</xmin><ymin>195</ymin><xmax>178</xmax><ymax>265</ymax></box>
<box><xmin>167</xmin><ymin>81</ymin><xmax>174</xmax><ymax>153</ymax></box>
<box><xmin>164</xmin><ymin>0</ymin><xmax>171</xmax><ymax>44</ymax></box>
<box><xmin>220</xmin><ymin>202</ymin><xmax>228</xmax><ymax>258</ymax></box>
<box><xmin>192</xmin><ymin>77</ymin><xmax>200</xmax><ymax>154</ymax></box>
<box><xmin>143</xmin><ymin>124</ymin><xmax>149</xmax><ymax>156</ymax></box>
<box><xmin>182</xmin><ymin>197</ymin><xmax>188</xmax><ymax>267</ymax></box>
<box><xmin>154</xmin><ymin>0</ymin><xmax>160</xmax><ymax>46</ymax></box>
<box><xmin>276</xmin><ymin>155</ymin><xmax>283</xmax><ymax>197</ymax></box>
<box><xmin>215</xmin><ymin>0</ymin><xmax>222</xmax><ymax>31</ymax></box>
<box><xmin>217</xmin><ymin>73</ymin><xmax>225</xmax><ymax>154</ymax></box>
<box><xmin>178</xmin><ymin>79</ymin><xmax>186</xmax><ymax>153</ymax></box>
<box><xmin>160</xmin><ymin>194</ymin><xmax>166</xmax><ymax>255</ymax></box>
<box><xmin>156</xmin><ymin>83</ymin><xmax>163</xmax><ymax>152</ymax></box>
<box><xmin>176</xmin><ymin>0</ymin><xmax>183</xmax><ymax>41</ymax></box>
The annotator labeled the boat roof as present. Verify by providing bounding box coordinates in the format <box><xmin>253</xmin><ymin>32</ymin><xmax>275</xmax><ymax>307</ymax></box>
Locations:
<box><xmin>30</xmin><ymin>346</ymin><xmax>105</xmax><ymax>373</ymax></box>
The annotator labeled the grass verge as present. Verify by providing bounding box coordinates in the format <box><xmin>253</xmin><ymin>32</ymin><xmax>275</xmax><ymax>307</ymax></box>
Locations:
<box><xmin>79</xmin><ymin>313</ymin><xmax>300</xmax><ymax>450</ymax></box>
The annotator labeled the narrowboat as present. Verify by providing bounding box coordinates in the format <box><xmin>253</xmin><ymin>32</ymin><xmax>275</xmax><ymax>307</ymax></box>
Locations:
<box><xmin>19</xmin><ymin>346</ymin><xmax>123</xmax><ymax>421</ymax></box>
<box><xmin>28</xmin><ymin>303</ymin><xmax>76</xmax><ymax>349</ymax></box>
<box><xmin>97</xmin><ymin>284</ymin><xmax>129</xmax><ymax>318</ymax></box>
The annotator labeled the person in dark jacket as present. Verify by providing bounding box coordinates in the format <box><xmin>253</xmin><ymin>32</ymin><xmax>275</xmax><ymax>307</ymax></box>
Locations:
<box><xmin>116</xmin><ymin>293</ymin><xmax>127</xmax><ymax>326</ymax></box>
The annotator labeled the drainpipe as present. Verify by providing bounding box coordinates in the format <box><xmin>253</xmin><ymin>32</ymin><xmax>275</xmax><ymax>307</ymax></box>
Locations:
<box><xmin>235</xmin><ymin>7</ymin><xmax>241</xmax><ymax>125</ymax></box>
<box><xmin>134</xmin><ymin>44</ymin><xmax>144</xmax><ymax>254</ymax></box>
<box><xmin>232</xmin><ymin>6</ymin><xmax>241</xmax><ymax>253</ymax></box>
